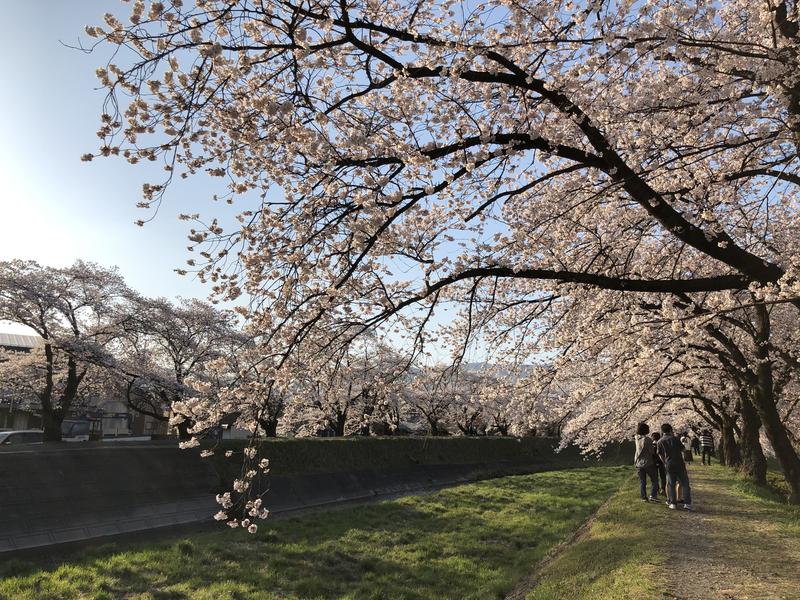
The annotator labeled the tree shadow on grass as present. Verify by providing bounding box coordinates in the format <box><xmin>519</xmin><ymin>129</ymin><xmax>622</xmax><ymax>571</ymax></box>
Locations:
<box><xmin>523</xmin><ymin>495</ymin><xmax>669</xmax><ymax>600</ymax></box>
<box><xmin>0</xmin><ymin>467</ymin><xmax>630</xmax><ymax>600</ymax></box>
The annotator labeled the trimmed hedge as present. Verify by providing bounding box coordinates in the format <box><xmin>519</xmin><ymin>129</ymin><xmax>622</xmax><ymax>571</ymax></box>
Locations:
<box><xmin>207</xmin><ymin>436</ymin><xmax>631</xmax><ymax>478</ymax></box>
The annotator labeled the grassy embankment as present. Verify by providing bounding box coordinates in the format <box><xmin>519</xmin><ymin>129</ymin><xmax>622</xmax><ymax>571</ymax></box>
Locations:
<box><xmin>0</xmin><ymin>466</ymin><xmax>629</xmax><ymax>600</ymax></box>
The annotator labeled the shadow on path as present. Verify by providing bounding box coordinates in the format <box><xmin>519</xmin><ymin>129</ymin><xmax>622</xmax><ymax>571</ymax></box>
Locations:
<box><xmin>663</xmin><ymin>465</ymin><xmax>800</xmax><ymax>600</ymax></box>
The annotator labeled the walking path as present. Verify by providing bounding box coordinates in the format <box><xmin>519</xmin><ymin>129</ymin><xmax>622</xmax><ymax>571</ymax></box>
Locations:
<box><xmin>664</xmin><ymin>466</ymin><xmax>800</xmax><ymax>600</ymax></box>
<box><xmin>510</xmin><ymin>464</ymin><xmax>800</xmax><ymax>600</ymax></box>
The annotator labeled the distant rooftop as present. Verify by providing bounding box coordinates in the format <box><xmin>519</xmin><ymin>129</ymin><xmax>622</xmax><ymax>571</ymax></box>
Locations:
<box><xmin>0</xmin><ymin>332</ymin><xmax>43</xmax><ymax>350</ymax></box>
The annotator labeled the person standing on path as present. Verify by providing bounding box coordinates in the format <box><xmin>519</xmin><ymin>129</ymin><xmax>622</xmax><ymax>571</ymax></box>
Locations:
<box><xmin>680</xmin><ymin>432</ymin><xmax>694</xmax><ymax>463</ymax></box>
<box><xmin>651</xmin><ymin>431</ymin><xmax>667</xmax><ymax>495</ymax></box>
<box><xmin>657</xmin><ymin>423</ymin><xmax>693</xmax><ymax>511</ymax></box>
<box><xmin>700</xmin><ymin>429</ymin><xmax>715</xmax><ymax>465</ymax></box>
<box><xmin>634</xmin><ymin>422</ymin><xmax>659</xmax><ymax>501</ymax></box>
<box><xmin>691</xmin><ymin>432</ymin><xmax>701</xmax><ymax>456</ymax></box>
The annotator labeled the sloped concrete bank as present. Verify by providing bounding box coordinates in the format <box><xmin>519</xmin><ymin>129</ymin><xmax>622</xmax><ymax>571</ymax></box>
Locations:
<box><xmin>0</xmin><ymin>438</ymin><xmax>610</xmax><ymax>554</ymax></box>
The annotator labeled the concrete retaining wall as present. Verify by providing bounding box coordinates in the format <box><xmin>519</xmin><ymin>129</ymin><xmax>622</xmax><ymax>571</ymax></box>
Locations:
<box><xmin>0</xmin><ymin>443</ymin><xmax>219</xmax><ymax>553</ymax></box>
<box><xmin>0</xmin><ymin>441</ymin><xmax>563</xmax><ymax>554</ymax></box>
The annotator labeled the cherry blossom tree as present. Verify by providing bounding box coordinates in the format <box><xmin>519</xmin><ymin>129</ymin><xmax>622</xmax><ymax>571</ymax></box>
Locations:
<box><xmin>83</xmin><ymin>1</ymin><xmax>800</xmax><ymax>505</ymax></box>
<box><xmin>444</xmin><ymin>367</ymin><xmax>534</xmax><ymax>436</ymax></box>
<box><xmin>178</xmin><ymin>342</ymin><xmax>288</xmax><ymax>438</ymax></box>
<box><xmin>117</xmin><ymin>296</ymin><xmax>245</xmax><ymax>439</ymax></box>
<box><xmin>275</xmin><ymin>335</ymin><xmax>409</xmax><ymax>436</ymax></box>
<box><xmin>477</xmin><ymin>367</ymin><xmax>556</xmax><ymax>437</ymax></box>
<box><xmin>0</xmin><ymin>260</ymin><xmax>131</xmax><ymax>440</ymax></box>
<box><xmin>448</xmin><ymin>371</ymin><xmax>486</xmax><ymax>436</ymax></box>
<box><xmin>400</xmin><ymin>364</ymin><xmax>457</xmax><ymax>436</ymax></box>
<box><xmin>112</xmin><ymin>339</ymin><xmax>178</xmax><ymax>428</ymax></box>
<box><xmin>377</xmin><ymin>387</ymin><xmax>410</xmax><ymax>435</ymax></box>
<box><xmin>0</xmin><ymin>345</ymin><xmax>125</xmax><ymax>426</ymax></box>
<box><xmin>501</xmin><ymin>288</ymin><xmax>798</xmax><ymax>488</ymax></box>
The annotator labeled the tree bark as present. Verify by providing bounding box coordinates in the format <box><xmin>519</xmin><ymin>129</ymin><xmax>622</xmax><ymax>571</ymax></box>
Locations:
<box><xmin>719</xmin><ymin>417</ymin><xmax>741</xmax><ymax>468</ymax></box>
<box><xmin>739</xmin><ymin>395</ymin><xmax>767</xmax><ymax>484</ymax></box>
<box><xmin>40</xmin><ymin>355</ymin><xmax>84</xmax><ymax>442</ymax></box>
<box><xmin>752</xmin><ymin>304</ymin><xmax>800</xmax><ymax>503</ymax></box>
<box><xmin>40</xmin><ymin>342</ymin><xmax>61</xmax><ymax>442</ymax></box>
<box><xmin>333</xmin><ymin>411</ymin><xmax>347</xmax><ymax>436</ymax></box>
<box><xmin>259</xmin><ymin>418</ymin><xmax>279</xmax><ymax>437</ymax></box>
<box><xmin>41</xmin><ymin>408</ymin><xmax>64</xmax><ymax>442</ymax></box>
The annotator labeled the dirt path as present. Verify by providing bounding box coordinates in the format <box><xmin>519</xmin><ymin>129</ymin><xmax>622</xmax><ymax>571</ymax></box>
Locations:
<box><xmin>662</xmin><ymin>465</ymin><xmax>799</xmax><ymax>600</ymax></box>
<box><xmin>508</xmin><ymin>464</ymin><xmax>800</xmax><ymax>600</ymax></box>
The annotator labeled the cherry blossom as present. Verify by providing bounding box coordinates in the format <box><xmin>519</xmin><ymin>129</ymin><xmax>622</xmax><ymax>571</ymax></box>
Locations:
<box><xmin>82</xmin><ymin>1</ymin><xmax>800</xmax><ymax>503</ymax></box>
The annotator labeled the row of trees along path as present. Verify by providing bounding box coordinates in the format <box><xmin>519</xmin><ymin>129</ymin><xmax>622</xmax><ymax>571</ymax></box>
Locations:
<box><xmin>0</xmin><ymin>261</ymin><xmax>540</xmax><ymax>444</ymax></box>
<box><xmin>0</xmin><ymin>260</ymin><xmax>243</xmax><ymax>442</ymax></box>
<box><xmin>79</xmin><ymin>0</ymin><xmax>800</xmax><ymax>515</ymax></box>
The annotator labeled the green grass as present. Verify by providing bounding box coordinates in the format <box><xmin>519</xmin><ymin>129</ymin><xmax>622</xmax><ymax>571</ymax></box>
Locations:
<box><xmin>524</xmin><ymin>472</ymin><xmax>664</xmax><ymax>600</ymax></box>
<box><xmin>726</xmin><ymin>465</ymin><xmax>800</xmax><ymax>543</ymax></box>
<box><xmin>525</xmin><ymin>463</ymin><xmax>800</xmax><ymax>600</ymax></box>
<box><xmin>731</xmin><ymin>465</ymin><xmax>797</xmax><ymax>505</ymax></box>
<box><xmin>0</xmin><ymin>466</ymin><xmax>629</xmax><ymax>600</ymax></box>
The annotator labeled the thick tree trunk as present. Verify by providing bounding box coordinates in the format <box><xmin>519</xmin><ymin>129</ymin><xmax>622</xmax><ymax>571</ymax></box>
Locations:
<box><xmin>40</xmin><ymin>343</ymin><xmax>58</xmax><ymax>440</ymax></box>
<box><xmin>40</xmin><ymin>356</ymin><xmax>84</xmax><ymax>442</ymax></box>
<box><xmin>752</xmin><ymin>388</ymin><xmax>800</xmax><ymax>502</ymax></box>
<box><xmin>176</xmin><ymin>419</ymin><xmax>193</xmax><ymax>440</ymax></box>
<box><xmin>739</xmin><ymin>396</ymin><xmax>767</xmax><ymax>485</ymax></box>
<box><xmin>333</xmin><ymin>412</ymin><xmax>347</xmax><ymax>436</ymax></box>
<box><xmin>41</xmin><ymin>408</ymin><xmax>64</xmax><ymax>442</ymax></box>
<box><xmin>753</xmin><ymin>304</ymin><xmax>800</xmax><ymax>503</ymax></box>
<box><xmin>751</xmin><ymin>383</ymin><xmax>800</xmax><ymax>503</ymax></box>
<box><xmin>716</xmin><ymin>438</ymin><xmax>726</xmax><ymax>466</ymax></box>
<box><xmin>260</xmin><ymin>418</ymin><xmax>278</xmax><ymax>437</ymax></box>
<box><xmin>720</xmin><ymin>418</ymin><xmax>741</xmax><ymax>468</ymax></box>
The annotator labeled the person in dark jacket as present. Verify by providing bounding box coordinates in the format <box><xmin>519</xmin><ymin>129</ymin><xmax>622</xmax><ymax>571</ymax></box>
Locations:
<box><xmin>691</xmin><ymin>433</ymin><xmax>701</xmax><ymax>456</ymax></box>
<box><xmin>656</xmin><ymin>423</ymin><xmax>693</xmax><ymax>511</ymax></box>
<box><xmin>634</xmin><ymin>422</ymin><xmax>659</xmax><ymax>501</ymax></box>
<box><xmin>651</xmin><ymin>431</ymin><xmax>667</xmax><ymax>495</ymax></box>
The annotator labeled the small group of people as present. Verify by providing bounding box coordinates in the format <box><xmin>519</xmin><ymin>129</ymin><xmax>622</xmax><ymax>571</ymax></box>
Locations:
<box><xmin>675</xmin><ymin>428</ymin><xmax>716</xmax><ymax>466</ymax></box>
<box><xmin>634</xmin><ymin>422</ymin><xmax>695</xmax><ymax>511</ymax></box>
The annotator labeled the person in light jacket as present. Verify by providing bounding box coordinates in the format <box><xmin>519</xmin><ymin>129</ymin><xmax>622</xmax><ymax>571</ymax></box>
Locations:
<box><xmin>680</xmin><ymin>432</ymin><xmax>694</xmax><ymax>462</ymax></box>
<box><xmin>634</xmin><ymin>422</ymin><xmax>659</xmax><ymax>501</ymax></box>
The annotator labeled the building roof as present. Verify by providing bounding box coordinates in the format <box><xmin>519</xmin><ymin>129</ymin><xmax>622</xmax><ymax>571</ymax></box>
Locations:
<box><xmin>0</xmin><ymin>332</ymin><xmax>43</xmax><ymax>350</ymax></box>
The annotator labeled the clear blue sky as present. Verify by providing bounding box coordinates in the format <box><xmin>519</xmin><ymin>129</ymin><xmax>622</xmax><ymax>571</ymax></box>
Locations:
<box><xmin>0</xmin><ymin>1</ymin><xmax>214</xmax><ymax>302</ymax></box>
